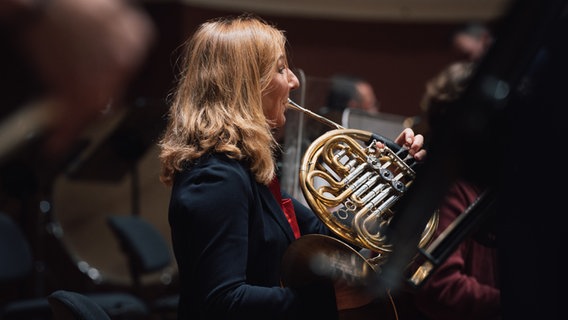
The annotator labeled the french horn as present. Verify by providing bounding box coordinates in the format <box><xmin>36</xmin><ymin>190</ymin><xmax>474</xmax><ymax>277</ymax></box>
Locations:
<box><xmin>281</xmin><ymin>99</ymin><xmax>439</xmax><ymax>291</ymax></box>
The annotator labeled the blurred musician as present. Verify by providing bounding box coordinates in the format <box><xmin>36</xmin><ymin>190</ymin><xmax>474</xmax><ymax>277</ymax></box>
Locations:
<box><xmin>0</xmin><ymin>0</ymin><xmax>155</xmax><ymax>159</ymax></box>
<box><xmin>396</xmin><ymin>61</ymin><xmax>501</xmax><ymax>320</ymax></box>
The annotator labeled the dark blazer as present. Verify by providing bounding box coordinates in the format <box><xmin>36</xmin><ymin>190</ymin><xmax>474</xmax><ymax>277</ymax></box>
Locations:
<box><xmin>169</xmin><ymin>153</ymin><xmax>337</xmax><ymax>320</ymax></box>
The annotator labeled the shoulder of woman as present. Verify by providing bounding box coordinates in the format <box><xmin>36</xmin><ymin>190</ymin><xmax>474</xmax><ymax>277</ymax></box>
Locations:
<box><xmin>176</xmin><ymin>153</ymin><xmax>253</xmax><ymax>189</ymax></box>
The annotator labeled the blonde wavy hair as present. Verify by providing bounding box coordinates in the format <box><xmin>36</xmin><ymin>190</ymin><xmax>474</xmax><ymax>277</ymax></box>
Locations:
<box><xmin>158</xmin><ymin>14</ymin><xmax>287</xmax><ymax>186</ymax></box>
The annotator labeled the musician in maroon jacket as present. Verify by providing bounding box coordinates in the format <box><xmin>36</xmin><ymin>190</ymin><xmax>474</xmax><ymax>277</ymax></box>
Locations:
<box><xmin>0</xmin><ymin>0</ymin><xmax>154</xmax><ymax>157</ymax></box>
<box><xmin>400</xmin><ymin>61</ymin><xmax>501</xmax><ymax>320</ymax></box>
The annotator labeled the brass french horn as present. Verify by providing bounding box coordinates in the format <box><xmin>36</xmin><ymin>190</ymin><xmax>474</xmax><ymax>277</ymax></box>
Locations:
<box><xmin>281</xmin><ymin>99</ymin><xmax>439</xmax><ymax>292</ymax></box>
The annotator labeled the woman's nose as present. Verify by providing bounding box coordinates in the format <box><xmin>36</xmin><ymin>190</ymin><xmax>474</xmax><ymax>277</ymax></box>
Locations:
<box><xmin>288</xmin><ymin>69</ymin><xmax>300</xmax><ymax>90</ymax></box>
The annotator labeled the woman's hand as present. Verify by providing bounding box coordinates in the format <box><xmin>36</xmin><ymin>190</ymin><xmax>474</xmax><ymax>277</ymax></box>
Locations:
<box><xmin>395</xmin><ymin>127</ymin><xmax>426</xmax><ymax>161</ymax></box>
<box><xmin>376</xmin><ymin>128</ymin><xmax>426</xmax><ymax>161</ymax></box>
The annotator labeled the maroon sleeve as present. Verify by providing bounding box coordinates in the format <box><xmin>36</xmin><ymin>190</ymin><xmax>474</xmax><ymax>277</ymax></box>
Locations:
<box><xmin>413</xmin><ymin>181</ymin><xmax>501</xmax><ymax>320</ymax></box>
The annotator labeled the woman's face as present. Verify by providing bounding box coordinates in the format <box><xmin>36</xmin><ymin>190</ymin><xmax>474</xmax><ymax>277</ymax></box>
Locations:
<box><xmin>262</xmin><ymin>56</ymin><xmax>299</xmax><ymax>129</ymax></box>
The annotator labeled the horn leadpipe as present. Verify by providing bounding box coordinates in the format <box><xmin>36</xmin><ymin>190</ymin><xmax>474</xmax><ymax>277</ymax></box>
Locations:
<box><xmin>287</xmin><ymin>98</ymin><xmax>344</xmax><ymax>130</ymax></box>
<box><xmin>287</xmin><ymin>98</ymin><xmax>406</xmax><ymax>156</ymax></box>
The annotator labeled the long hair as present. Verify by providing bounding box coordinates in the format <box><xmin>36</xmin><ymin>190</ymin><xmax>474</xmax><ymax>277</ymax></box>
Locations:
<box><xmin>159</xmin><ymin>14</ymin><xmax>287</xmax><ymax>186</ymax></box>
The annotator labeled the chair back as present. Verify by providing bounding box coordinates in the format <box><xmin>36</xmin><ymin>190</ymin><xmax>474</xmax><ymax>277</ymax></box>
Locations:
<box><xmin>107</xmin><ymin>215</ymin><xmax>172</xmax><ymax>287</ymax></box>
<box><xmin>49</xmin><ymin>290</ymin><xmax>111</xmax><ymax>320</ymax></box>
<box><xmin>0</xmin><ymin>212</ymin><xmax>34</xmax><ymax>282</ymax></box>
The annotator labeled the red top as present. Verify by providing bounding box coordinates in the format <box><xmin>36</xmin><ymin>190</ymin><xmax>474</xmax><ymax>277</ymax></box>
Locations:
<box><xmin>268</xmin><ymin>177</ymin><xmax>301</xmax><ymax>239</ymax></box>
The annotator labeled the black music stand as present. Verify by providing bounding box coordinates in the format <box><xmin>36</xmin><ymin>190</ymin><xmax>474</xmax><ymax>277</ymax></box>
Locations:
<box><xmin>63</xmin><ymin>100</ymin><xmax>167</xmax><ymax>215</ymax></box>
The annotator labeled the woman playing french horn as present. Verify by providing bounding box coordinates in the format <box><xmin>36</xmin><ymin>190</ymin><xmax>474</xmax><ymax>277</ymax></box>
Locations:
<box><xmin>158</xmin><ymin>13</ymin><xmax>425</xmax><ymax>320</ymax></box>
